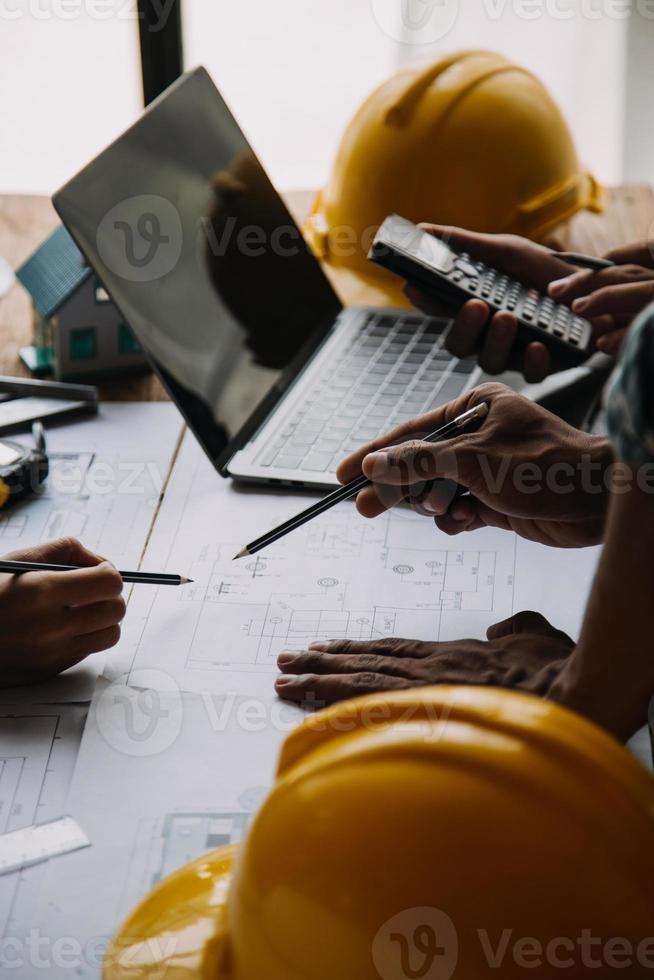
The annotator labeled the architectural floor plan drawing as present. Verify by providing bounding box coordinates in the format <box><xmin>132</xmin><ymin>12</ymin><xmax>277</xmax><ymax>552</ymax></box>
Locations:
<box><xmin>0</xmin><ymin>704</ymin><xmax>87</xmax><ymax>955</ymax></box>
<box><xmin>8</xmin><ymin>403</ymin><xmax>183</xmax><ymax>570</ymax></box>
<box><xmin>119</xmin><ymin>803</ymin><xmax>261</xmax><ymax>918</ymax></box>
<box><xmin>29</xmin><ymin>684</ymin><xmax>294</xmax><ymax>978</ymax></box>
<box><xmin>111</xmin><ymin>429</ymin><xmax>609</xmax><ymax>700</ymax></box>
<box><xmin>113</xmin><ymin>430</ymin><xmax>518</xmax><ymax>696</ymax></box>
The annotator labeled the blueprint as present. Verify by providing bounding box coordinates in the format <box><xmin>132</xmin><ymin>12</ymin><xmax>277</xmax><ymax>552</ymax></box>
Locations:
<box><xmin>2</xmin><ymin>403</ymin><xmax>183</xmax><ymax>703</ymax></box>
<box><xmin>112</xmin><ymin>429</ymin><xmax>603</xmax><ymax>698</ymax></box>
<box><xmin>119</xmin><ymin>807</ymin><xmax>256</xmax><ymax>918</ymax></box>
<box><xmin>0</xmin><ymin>703</ymin><xmax>87</xmax><ymax>961</ymax></box>
<box><xmin>8</xmin><ymin>403</ymin><xmax>183</xmax><ymax>567</ymax></box>
<box><xmin>27</xmin><ymin>681</ymin><xmax>298</xmax><ymax>978</ymax></box>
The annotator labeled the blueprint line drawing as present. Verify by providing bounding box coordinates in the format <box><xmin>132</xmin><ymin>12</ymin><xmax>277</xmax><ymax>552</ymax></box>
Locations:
<box><xmin>0</xmin><ymin>705</ymin><xmax>87</xmax><ymax>946</ymax></box>
<box><xmin>186</xmin><ymin>599</ymin><xmax>426</xmax><ymax>672</ymax></box>
<box><xmin>119</xmin><ymin>806</ymin><xmax>258</xmax><ymax>916</ymax></box>
<box><xmin>304</xmin><ymin>520</ymin><xmax>368</xmax><ymax>558</ymax></box>
<box><xmin>0</xmin><ymin>514</ymin><xmax>27</xmax><ymax>539</ymax></box>
<box><xmin>6</xmin><ymin>404</ymin><xmax>183</xmax><ymax>569</ymax></box>
<box><xmin>115</xmin><ymin>431</ymin><xmax>517</xmax><ymax>696</ymax></box>
<box><xmin>29</xmin><ymin>686</ymin><xmax>288</xmax><ymax>978</ymax></box>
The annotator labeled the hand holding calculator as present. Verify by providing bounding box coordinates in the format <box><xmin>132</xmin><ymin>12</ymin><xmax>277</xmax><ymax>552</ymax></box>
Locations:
<box><xmin>369</xmin><ymin>215</ymin><xmax>593</xmax><ymax>367</ymax></box>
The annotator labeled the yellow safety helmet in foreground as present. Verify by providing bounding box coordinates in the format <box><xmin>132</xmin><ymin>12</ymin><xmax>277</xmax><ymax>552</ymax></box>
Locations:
<box><xmin>305</xmin><ymin>50</ymin><xmax>604</xmax><ymax>308</ymax></box>
<box><xmin>105</xmin><ymin>687</ymin><xmax>654</xmax><ymax>979</ymax></box>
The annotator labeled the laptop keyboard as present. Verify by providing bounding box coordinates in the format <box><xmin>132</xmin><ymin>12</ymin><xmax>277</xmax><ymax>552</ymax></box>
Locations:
<box><xmin>256</xmin><ymin>311</ymin><xmax>476</xmax><ymax>473</ymax></box>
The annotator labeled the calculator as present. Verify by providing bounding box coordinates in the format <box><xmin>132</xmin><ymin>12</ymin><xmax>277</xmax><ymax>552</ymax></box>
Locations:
<box><xmin>369</xmin><ymin>214</ymin><xmax>593</xmax><ymax>367</ymax></box>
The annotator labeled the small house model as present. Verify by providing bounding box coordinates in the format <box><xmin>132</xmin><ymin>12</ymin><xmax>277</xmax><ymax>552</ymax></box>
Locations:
<box><xmin>16</xmin><ymin>225</ymin><xmax>149</xmax><ymax>381</ymax></box>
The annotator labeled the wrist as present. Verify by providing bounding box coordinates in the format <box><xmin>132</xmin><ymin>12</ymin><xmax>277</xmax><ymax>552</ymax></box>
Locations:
<box><xmin>536</xmin><ymin>433</ymin><xmax>611</xmax><ymax>532</ymax></box>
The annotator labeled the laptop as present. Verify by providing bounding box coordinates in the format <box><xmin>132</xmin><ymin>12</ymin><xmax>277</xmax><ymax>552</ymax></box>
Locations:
<box><xmin>54</xmin><ymin>67</ymin><xmax>481</xmax><ymax>489</ymax></box>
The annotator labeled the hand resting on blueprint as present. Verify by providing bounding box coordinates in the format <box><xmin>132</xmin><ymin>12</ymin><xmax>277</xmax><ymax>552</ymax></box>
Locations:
<box><xmin>276</xmin><ymin>385</ymin><xmax>593</xmax><ymax>707</ymax></box>
<box><xmin>0</xmin><ymin>537</ymin><xmax>125</xmax><ymax>687</ymax></box>
<box><xmin>275</xmin><ymin>611</ymin><xmax>574</xmax><ymax>707</ymax></box>
<box><xmin>336</xmin><ymin>383</ymin><xmax>612</xmax><ymax>549</ymax></box>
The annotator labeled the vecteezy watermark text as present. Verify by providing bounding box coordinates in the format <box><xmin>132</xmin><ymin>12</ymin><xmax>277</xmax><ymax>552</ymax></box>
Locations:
<box><xmin>7</xmin><ymin>457</ymin><xmax>166</xmax><ymax>502</ymax></box>
<box><xmin>0</xmin><ymin>928</ymin><xmax>184</xmax><ymax>974</ymax></box>
<box><xmin>373</xmin><ymin>907</ymin><xmax>654</xmax><ymax>977</ymax></box>
<box><xmin>370</xmin><ymin>0</ymin><xmax>654</xmax><ymax>48</ymax></box>
<box><xmin>95</xmin><ymin>671</ymin><xmax>457</xmax><ymax>757</ymax></box>
<box><xmin>0</xmin><ymin>0</ymin><xmax>176</xmax><ymax>28</ymax></box>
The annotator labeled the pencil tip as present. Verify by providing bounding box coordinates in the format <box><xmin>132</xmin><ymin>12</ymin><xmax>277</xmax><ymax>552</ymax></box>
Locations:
<box><xmin>180</xmin><ymin>576</ymin><xmax>193</xmax><ymax>584</ymax></box>
<box><xmin>233</xmin><ymin>547</ymin><xmax>249</xmax><ymax>560</ymax></box>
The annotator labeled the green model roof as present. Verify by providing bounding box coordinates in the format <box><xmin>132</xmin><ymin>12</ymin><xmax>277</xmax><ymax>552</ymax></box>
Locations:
<box><xmin>16</xmin><ymin>224</ymin><xmax>91</xmax><ymax>319</ymax></box>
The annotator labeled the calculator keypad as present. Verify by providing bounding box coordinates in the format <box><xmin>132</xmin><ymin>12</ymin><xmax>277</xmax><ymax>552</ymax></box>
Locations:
<box><xmin>450</xmin><ymin>256</ymin><xmax>590</xmax><ymax>353</ymax></box>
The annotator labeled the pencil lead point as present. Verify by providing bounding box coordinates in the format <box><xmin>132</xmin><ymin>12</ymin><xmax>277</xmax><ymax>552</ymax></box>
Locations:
<box><xmin>233</xmin><ymin>547</ymin><xmax>249</xmax><ymax>560</ymax></box>
<box><xmin>180</xmin><ymin>576</ymin><xmax>193</xmax><ymax>584</ymax></box>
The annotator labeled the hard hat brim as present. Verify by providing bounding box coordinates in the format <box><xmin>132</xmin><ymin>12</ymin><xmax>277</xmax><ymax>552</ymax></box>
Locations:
<box><xmin>103</xmin><ymin>843</ymin><xmax>236</xmax><ymax>979</ymax></box>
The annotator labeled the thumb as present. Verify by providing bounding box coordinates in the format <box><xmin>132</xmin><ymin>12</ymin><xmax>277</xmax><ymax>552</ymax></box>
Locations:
<box><xmin>435</xmin><ymin>497</ymin><xmax>513</xmax><ymax>537</ymax></box>
<box><xmin>363</xmin><ymin>439</ymin><xmax>466</xmax><ymax>488</ymax></box>
<box><xmin>487</xmin><ymin>610</ymin><xmax>564</xmax><ymax>641</ymax></box>
<box><xmin>3</xmin><ymin>537</ymin><xmax>105</xmax><ymax>568</ymax></box>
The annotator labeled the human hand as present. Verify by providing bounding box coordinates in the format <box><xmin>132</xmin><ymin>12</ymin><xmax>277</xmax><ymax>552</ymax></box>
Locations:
<box><xmin>404</xmin><ymin>224</ymin><xmax>578</xmax><ymax>382</ymax></box>
<box><xmin>275</xmin><ymin>611</ymin><xmax>574</xmax><ymax>706</ymax></box>
<box><xmin>0</xmin><ymin>537</ymin><xmax>125</xmax><ymax>688</ymax></box>
<box><xmin>336</xmin><ymin>383</ymin><xmax>611</xmax><ymax>548</ymax></box>
<box><xmin>548</xmin><ymin>242</ymin><xmax>654</xmax><ymax>357</ymax></box>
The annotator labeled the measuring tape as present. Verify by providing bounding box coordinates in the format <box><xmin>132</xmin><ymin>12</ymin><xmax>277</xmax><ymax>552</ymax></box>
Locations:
<box><xmin>0</xmin><ymin>427</ymin><xmax>48</xmax><ymax>509</ymax></box>
<box><xmin>0</xmin><ymin>816</ymin><xmax>90</xmax><ymax>875</ymax></box>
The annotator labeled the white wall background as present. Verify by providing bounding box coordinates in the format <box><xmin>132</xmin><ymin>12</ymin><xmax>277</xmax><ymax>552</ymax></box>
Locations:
<box><xmin>0</xmin><ymin>0</ymin><xmax>650</xmax><ymax>196</ymax></box>
<box><xmin>392</xmin><ymin>1</ymin><xmax>629</xmax><ymax>186</ymax></box>
<box><xmin>184</xmin><ymin>0</ymin><xmax>631</xmax><ymax>191</ymax></box>
<box><xmin>0</xmin><ymin>0</ymin><xmax>142</xmax><ymax>194</ymax></box>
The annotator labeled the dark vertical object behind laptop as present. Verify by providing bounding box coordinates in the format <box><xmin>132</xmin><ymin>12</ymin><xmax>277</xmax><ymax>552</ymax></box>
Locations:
<box><xmin>138</xmin><ymin>0</ymin><xmax>184</xmax><ymax>105</ymax></box>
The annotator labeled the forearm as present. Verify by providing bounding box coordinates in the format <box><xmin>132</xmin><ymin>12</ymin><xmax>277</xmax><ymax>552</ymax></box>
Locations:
<box><xmin>549</xmin><ymin>478</ymin><xmax>654</xmax><ymax>740</ymax></box>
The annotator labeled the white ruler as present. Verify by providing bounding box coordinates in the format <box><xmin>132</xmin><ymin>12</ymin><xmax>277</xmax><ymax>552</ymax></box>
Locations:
<box><xmin>0</xmin><ymin>397</ymin><xmax>95</xmax><ymax>433</ymax></box>
<box><xmin>0</xmin><ymin>816</ymin><xmax>90</xmax><ymax>875</ymax></box>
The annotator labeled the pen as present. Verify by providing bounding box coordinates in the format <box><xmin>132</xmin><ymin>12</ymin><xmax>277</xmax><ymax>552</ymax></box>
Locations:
<box><xmin>234</xmin><ymin>402</ymin><xmax>489</xmax><ymax>559</ymax></box>
<box><xmin>551</xmin><ymin>251</ymin><xmax>615</xmax><ymax>271</ymax></box>
<box><xmin>0</xmin><ymin>560</ymin><xmax>192</xmax><ymax>586</ymax></box>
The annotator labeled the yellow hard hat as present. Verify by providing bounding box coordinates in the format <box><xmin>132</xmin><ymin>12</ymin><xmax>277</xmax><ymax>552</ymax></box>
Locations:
<box><xmin>105</xmin><ymin>688</ymin><xmax>654</xmax><ymax>979</ymax></box>
<box><xmin>305</xmin><ymin>50</ymin><xmax>604</xmax><ymax>308</ymax></box>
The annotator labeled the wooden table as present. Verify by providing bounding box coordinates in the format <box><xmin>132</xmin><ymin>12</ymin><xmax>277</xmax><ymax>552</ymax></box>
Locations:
<box><xmin>2</xmin><ymin>186</ymin><xmax>653</xmax><ymax>401</ymax></box>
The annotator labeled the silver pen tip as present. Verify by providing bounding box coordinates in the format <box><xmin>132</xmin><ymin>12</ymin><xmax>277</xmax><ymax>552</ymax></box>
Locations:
<box><xmin>457</xmin><ymin>401</ymin><xmax>489</xmax><ymax>426</ymax></box>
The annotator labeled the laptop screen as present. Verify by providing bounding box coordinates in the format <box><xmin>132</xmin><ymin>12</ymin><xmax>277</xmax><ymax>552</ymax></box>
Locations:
<box><xmin>53</xmin><ymin>67</ymin><xmax>342</xmax><ymax>468</ymax></box>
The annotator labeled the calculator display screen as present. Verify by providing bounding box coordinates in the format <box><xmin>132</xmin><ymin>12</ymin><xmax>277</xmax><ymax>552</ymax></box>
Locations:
<box><xmin>412</xmin><ymin>231</ymin><xmax>456</xmax><ymax>272</ymax></box>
